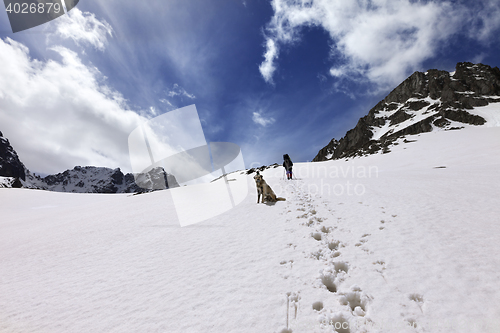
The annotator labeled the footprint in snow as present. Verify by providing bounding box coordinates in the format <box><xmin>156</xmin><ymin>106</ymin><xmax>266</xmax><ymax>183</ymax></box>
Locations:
<box><xmin>408</xmin><ymin>293</ymin><xmax>424</xmax><ymax>313</ymax></box>
<box><xmin>312</xmin><ymin>301</ymin><xmax>323</xmax><ymax>311</ymax></box>
<box><xmin>331</xmin><ymin>251</ymin><xmax>341</xmax><ymax>258</ymax></box>
<box><xmin>311</xmin><ymin>232</ymin><xmax>322</xmax><ymax>241</ymax></box>
<box><xmin>320</xmin><ymin>226</ymin><xmax>332</xmax><ymax>234</ymax></box>
<box><xmin>404</xmin><ymin>317</ymin><xmax>418</xmax><ymax>328</ymax></box>
<box><xmin>408</xmin><ymin>293</ymin><xmax>423</xmax><ymax>303</ymax></box>
<box><xmin>328</xmin><ymin>240</ymin><xmax>341</xmax><ymax>251</ymax></box>
<box><xmin>373</xmin><ymin>260</ymin><xmax>386</xmax><ymax>273</ymax></box>
<box><xmin>333</xmin><ymin>261</ymin><xmax>349</xmax><ymax>274</ymax></box>
<box><xmin>339</xmin><ymin>285</ymin><xmax>371</xmax><ymax>314</ymax></box>
<box><xmin>320</xmin><ymin>274</ymin><xmax>338</xmax><ymax>293</ymax></box>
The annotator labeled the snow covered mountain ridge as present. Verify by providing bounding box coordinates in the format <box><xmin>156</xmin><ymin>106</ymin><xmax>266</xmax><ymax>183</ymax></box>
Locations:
<box><xmin>313</xmin><ymin>62</ymin><xmax>500</xmax><ymax>161</ymax></box>
<box><xmin>23</xmin><ymin>166</ymin><xmax>179</xmax><ymax>194</ymax></box>
<box><xmin>0</xmin><ymin>131</ymin><xmax>179</xmax><ymax>193</ymax></box>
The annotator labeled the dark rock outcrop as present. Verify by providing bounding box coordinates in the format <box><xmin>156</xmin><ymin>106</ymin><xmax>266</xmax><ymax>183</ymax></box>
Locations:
<box><xmin>0</xmin><ymin>131</ymin><xmax>26</xmax><ymax>183</ymax></box>
<box><xmin>312</xmin><ymin>139</ymin><xmax>339</xmax><ymax>162</ymax></box>
<box><xmin>313</xmin><ymin>62</ymin><xmax>500</xmax><ymax>161</ymax></box>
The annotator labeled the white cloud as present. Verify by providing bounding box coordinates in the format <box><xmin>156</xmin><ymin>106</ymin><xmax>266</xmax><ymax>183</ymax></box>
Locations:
<box><xmin>52</xmin><ymin>8</ymin><xmax>113</xmax><ymax>51</ymax></box>
<box><xmin>467</xmin><ymin>1</ymin><xmax>500</xmax><ymax>43</ymax></box>
<box><xmin>167</xmin><ymin>84</ymin><xmax>196</xmax><ymax>99</ymax></box>
<box><xmin>149</xmin><ymin>106</ymin><xmax>158</xmax><ymax>116</ymax></box>
<box><xmin>0</xmin><ymin>37</ymin><xmax>145</xmax><ymax>174</ymax></box>
<box><xmin>260</xmin><ymin>0</ymin><xmax>500</xmax><ymax>88</ymax></box>
<box><xmin>159</xmin><ymin>99</ymin><xmax>173</xmax><ymax>107</ymax></box>
<box><xmin>259</xmin><ymin>38</ymin><xmax>279</xmax><ymax>84</ymax></box>
<box><xmin>252</xmin><ymin>112</ymin><xmax>275</xmax><ymax>127</ymax></box>
<box><xmin>471</xmin><ymin>53</ymin><xmax>487</xmax><ymax>64</ymax></box>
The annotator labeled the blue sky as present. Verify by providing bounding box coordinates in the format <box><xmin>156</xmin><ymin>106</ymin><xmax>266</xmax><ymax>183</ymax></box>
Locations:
<box><xmin>1</xmin><ymin>0</ymin><xmax>500</xmax><ymax>175</ymax></box>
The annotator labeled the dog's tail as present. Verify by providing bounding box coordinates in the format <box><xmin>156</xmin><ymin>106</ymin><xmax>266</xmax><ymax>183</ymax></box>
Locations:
<box><xmin>276</xmin><ymin>197</ymin><xmax>286</xmax><ymax>201</ymax></box>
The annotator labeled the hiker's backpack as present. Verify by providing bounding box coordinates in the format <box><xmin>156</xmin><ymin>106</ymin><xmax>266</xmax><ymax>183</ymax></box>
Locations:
<box><xmin>283</xmin><ymin>154</ymin><xmax>293</xmax><ymax>167</ymax></box>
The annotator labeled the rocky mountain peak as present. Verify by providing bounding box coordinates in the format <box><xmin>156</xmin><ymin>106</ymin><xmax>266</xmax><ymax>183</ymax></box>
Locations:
<box><xmin>313</xmin><ymin>62</ymin><xmax>500</xmax><ymax>162</ymax></box>
<box><xmin>383</xmin><ymin>62</ymin><xmax>500</xmax><ymax>106</ymax></box>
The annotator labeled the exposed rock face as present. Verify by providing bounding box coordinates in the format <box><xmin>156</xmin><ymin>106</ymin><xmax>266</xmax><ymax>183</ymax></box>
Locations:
<box><xmin>129</xmin><ymin>167</ymin><xmax>180</xmax><ymax>191</ymax></box>
<box><xmin>313</xmin><ymin>139</ymin><xmax>339</xmax><ymax>162</ymax></box>
<box><xmin>0</xmin><ymin>131</ymin><xmax>26</xmax><ymax>181</ymax></box>
<box><xmin>0</xmin><ymin>176</ymin><xmax>22</xmax><ymax>188</ymax></box>
<box><xmin>313</xmin><ymin>62</ymin><xmax>500</xmax><ymax>161</ymax></box>
<box><xmin>0</xmin><ymin>130</ymin><xmax>179</xmax><ymax>193</ymax></box>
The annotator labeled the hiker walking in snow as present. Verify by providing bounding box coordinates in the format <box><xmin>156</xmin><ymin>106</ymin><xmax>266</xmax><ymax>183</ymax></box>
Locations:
<box><xmin>283</xmin><ymin>154</ymin><xmax>293</xmax><ymax>180</ymax></box>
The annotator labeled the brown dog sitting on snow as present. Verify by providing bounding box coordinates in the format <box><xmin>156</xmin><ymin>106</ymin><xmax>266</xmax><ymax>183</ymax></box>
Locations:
<box><xmin>253</xmin><ymin>172</ymin><xmax>286</xmax><ymax>203</ymax></box>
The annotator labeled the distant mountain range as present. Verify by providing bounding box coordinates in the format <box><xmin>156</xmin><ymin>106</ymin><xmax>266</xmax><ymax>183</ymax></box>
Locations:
<box><xmin>0</xmin><ymin>131</ymin><xmax>178</xmax><ymax>193</ymax></box>
<box><xmin>313</xmin><ymin>62</ymin><xmax>500</xmax><ymax>161</ymax></box>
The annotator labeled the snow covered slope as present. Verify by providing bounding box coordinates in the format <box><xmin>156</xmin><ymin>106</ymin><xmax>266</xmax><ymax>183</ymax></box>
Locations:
<box><xmin>1</xmin><ymin>126</ymin><xmax>499</xmax><ymax>333</ymax></box>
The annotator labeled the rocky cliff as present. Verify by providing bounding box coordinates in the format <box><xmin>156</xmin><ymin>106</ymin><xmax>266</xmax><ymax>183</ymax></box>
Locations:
<box><xmin>0</xmin><ymin>131</ymin><xmax>26</xmax><ymax>186</ymax></box>
<box><xmin>313</xmin><ymin>62</ymin><xmax>500</xmax><ymax>161</ymax></box>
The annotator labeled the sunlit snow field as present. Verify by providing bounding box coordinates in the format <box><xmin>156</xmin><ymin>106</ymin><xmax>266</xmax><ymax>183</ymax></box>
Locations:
<box><xmin>1</xmin><ymin>126</ymin><xmax>500</xmax><ymax>333</ymax></box>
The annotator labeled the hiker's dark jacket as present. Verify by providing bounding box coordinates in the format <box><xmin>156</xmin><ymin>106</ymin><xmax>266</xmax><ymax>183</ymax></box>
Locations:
<box><xmin>283</xmin><ymin>159</ymin><xmax>293</xmax><ymax>171</ymax></box>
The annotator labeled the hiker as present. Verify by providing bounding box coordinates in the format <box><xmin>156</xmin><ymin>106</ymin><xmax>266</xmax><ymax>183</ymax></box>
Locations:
<box><xmin>283</xmin><ymin>154</ymin><xmax>293</xmax><ymax>180</ymax></box>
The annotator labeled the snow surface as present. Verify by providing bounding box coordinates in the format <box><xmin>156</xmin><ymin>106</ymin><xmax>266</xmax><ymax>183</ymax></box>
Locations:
<box><xmin>468</xmin><ymin>102</ymin><xmax>500</xmax><ymax>127</ymax></box>
<box><xmin>1</xmin><ymin>127</ymin><xmax>500</xmax><ymax>332</ymax></box>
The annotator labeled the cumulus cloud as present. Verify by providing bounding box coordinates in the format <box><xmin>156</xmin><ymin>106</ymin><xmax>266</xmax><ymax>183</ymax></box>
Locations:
<box><xmin>260</xmin><ymin>0</ymin><xmax>500</xmax><ymax>88</ymax></box>
<box><xmin>52</xmin><ymin>8</ymin><xmax>113</xmax><ymax>51</ymax></box>
<box><xmin>0</xmin><ymin>37</ymin><xmax>145</xmax><ymax>174</ymax></box>
<box><xmin>252</xmin><ymin>111</ymin><xmax>275</xmax><ymax>127</ymax></box>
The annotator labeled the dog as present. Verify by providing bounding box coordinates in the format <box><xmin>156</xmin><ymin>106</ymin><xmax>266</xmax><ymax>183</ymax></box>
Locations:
<box><xmin>253</xmin><ymin>172</ymin><xmax>286</xmax><ymax>203</ymax></box>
